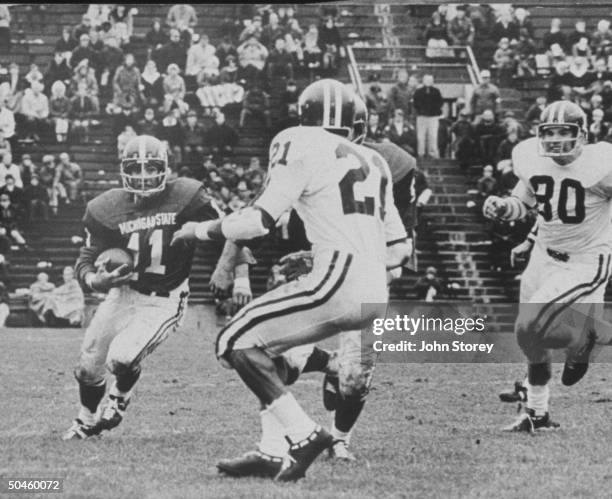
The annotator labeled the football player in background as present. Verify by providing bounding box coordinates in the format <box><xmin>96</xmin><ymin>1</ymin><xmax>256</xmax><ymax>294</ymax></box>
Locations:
<box><xmin>483</xmin><ymin>101</ymin><xmax>612</xmax><ymax>432</ymax></box>
<box><xmin>62</xmin><ymin>135</ymin><xmax>249</xmax><ymax>440</ymax></box>
<box><xmin>172</xmin><ymin>80</ymin><xmax>411</xmax><ymax>480</ymax></box>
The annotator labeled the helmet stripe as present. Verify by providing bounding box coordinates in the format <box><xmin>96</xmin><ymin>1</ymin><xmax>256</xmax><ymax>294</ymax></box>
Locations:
<box><xmin>138</xmin><ymin>135</ymin><xmax>146</xmax><ymax>161</ymax></box>
<box><xmin>323</xmin><ymin>82</ymin><xmax>331</xmax><ymax>127</ymax></box>
<box><xmin>334</xmin><ymin>83</ymin><xmax>342</xmax><ymax>127</ymax></box>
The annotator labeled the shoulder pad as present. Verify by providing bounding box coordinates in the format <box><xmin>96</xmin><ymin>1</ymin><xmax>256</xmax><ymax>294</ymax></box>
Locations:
<box><xmin>86</xmin><ymin>188</ymin><xmax>132</xmax><ymax>228</ymax></box>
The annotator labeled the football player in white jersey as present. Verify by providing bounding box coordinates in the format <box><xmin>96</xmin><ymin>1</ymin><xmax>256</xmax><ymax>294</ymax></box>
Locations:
<box><xmin>483</xmin><ymin>100</ymin><xmax>612</xmax><ymax>432</ymax></box>
<box><xmin>172</xmin><ymin>79</ymin><xmax>410</xmax><ymax>480</ymax></box>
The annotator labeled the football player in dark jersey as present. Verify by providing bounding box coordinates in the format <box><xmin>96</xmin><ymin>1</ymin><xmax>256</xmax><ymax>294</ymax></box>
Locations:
<box><xmin>63</xmin><ymin>135</ymin><xmax>240</xmax><ymax>439</ymax></box>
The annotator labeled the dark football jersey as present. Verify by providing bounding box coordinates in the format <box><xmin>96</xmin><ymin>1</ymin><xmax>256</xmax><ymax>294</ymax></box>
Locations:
<box><xmin>75</xmin><ymin>178</ymin><xmax>220</xmax><ymax>294</ymax></box>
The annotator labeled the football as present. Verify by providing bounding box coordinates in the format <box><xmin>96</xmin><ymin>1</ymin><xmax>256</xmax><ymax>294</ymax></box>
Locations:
<box><xmin>95</xmin><ymin>248</ymin><xmax>135</xmax><ymax>273</ymax></box>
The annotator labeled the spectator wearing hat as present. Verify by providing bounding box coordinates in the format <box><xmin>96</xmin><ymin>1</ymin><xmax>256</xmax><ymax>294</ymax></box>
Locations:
<box><xmin>384</xmin><ymin>109</ymin><xmax>417</xmax><ymax>156</ymax></box>
<box><xmin>208</xmin><ymin>111</ymin><xmax>239</xmax><ymax>161</ymax></box>
<box><xmin>447</xmin><ymin>6</ymin><xmax>474</xmax><ymax>46</ymax></box>
<box><xmin>19</xmin><ymin>82</ymin><xmax>49</xmax><ymax>143</ymax></box>
<box><xmin>163</xmin><ymin>63</ymin><xmax>188</xmax><ymax>115</ymax></box>
<box><xmin>413</xmin><ymin>74</ymin><xmax>443</xmax><ymax>158</ymax></box>
<box><xmin>469</xmin><ymin>70</ymin><xmax>500</xmax><ymax>116</ymax></box>
<box><xmin>153</xmin><ymin>29</ymin><xmax>188</xmax><ymax>74</ymax></box>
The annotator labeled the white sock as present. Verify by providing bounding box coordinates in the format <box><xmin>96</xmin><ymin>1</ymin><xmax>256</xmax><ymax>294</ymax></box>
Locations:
<box><xmin>78</xmin><ymin>406</ymin><xmax>97</xmax><ymax>426</ymax></box>
<box><xmin>258</xmin><ymin>408</ymin><xmax>289</xmax><ymax>458</ymax></box>
<box><xmin>330</xmin><ymin>421</ymin><xmax>352</xmax><ymax>446</ymax></box>
<box><xmin>109</xmin><ymin>382</ymin><xmax>132</xmax><ymax>402</ymax></box>
<box><xmin>267</xmin><ymin>393</ymin><xmax>317</xmax><ymax>444</ymax></box>
<box><xmin>525</xmin><ymin>380</ymin><xmax>549</xmax><ymax>416</ymax></box>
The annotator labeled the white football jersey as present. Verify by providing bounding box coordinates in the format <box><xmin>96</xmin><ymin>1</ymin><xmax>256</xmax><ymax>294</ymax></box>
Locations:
<box><xmin>512</xmin><ymin>137</ymin><xmax>612</xmax><ymax>254</ymax></box>
<box><xmin>256</xmin><ymin>126</ymin><xmax>407</xmax><ymax>265</ymax></box>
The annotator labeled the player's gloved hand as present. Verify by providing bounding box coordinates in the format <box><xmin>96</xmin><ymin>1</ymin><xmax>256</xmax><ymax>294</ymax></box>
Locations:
<box><xmin>510</xmin><ymin>238</ymin><xmax>534</xmax><ymax>268</ymax></box>
<box><xmin>231</xmin><ymin>276</ymin><xmax>252</xmax><ymax>313</ymax></box>
<box><xmin>278</xmin><ymin>250</ymin><xmax>313</xmax><ymax>282</ymax></box>
<box><xmin>482</xmin><ymin>196</ymin><xmax>509</xmax><ymax>220</ymax></box>
<box><xmin>88</xmin><ymin>258</ymin><xmax>134</xmax><ymax>293</ymax></box>
<box><xmin>210</xmin><ymin>263</ymin><xmax>234</xmax><ymax>299</ymax></box>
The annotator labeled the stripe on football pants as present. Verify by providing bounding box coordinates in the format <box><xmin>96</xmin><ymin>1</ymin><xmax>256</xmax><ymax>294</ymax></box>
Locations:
<box><xmin>216</xmin><ymin>252</ymin><xmax>353</xmax><ymax>358</ymax></box>
<box><xmin>334</xmin><ymin>82</ymin><xmax>343</xmax><ymax>127</ymax></box>
<box><xmin>323</xmin><ymin>82</ymin><xmax>331</xmax><ymax>127</ymax></box>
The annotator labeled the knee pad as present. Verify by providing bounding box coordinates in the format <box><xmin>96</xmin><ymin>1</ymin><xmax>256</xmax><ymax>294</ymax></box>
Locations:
<box><xmin>74</xmin><ymin>365</ymin><xmax>104</xmax><ymax>386</ymax></box>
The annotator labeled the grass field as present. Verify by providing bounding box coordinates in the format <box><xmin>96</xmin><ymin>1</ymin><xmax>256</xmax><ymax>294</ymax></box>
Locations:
<box><xmin>3</xmin><ymin>304</ymin><xmax>612</xmax><ymax>499</ymax></box>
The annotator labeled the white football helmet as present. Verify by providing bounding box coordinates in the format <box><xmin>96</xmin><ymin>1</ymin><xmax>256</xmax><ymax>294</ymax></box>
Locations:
<box><xmin>537</xmin><ymin>100</ymin><xmax>587</xmax><ymax>162</ymax></box>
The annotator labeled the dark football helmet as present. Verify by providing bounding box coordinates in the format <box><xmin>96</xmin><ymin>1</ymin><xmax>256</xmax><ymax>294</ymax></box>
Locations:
<box><xmin>120</xmin><ymin>135</ymin><xmax>168</xmax><ymax>195</ymax></box>
<box><xmin>298</xmin><ymin>79</ymin><xmax>360</xmax><ymax>140</ymax></box>
<box><xmin>538</xmin><ymin>100</ymin><xmax>588</xmax><ymax>161</ymax></box>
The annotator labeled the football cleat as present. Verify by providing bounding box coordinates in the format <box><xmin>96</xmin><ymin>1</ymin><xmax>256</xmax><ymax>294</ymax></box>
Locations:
<box><xmin>499</xmin><ymin>381</ymin><xmax>528</xmax><ymax>403</ymax></box>
<box><xmin>322</xmin><ymin>374</ymin><xmax>340</xmax><ymax>411</ymax></box>
<box><xmin>502</xmin><ymin>409</ymin><xmax>560</xmax><ymax>434</ymax></box>
<box><xmin>61</xmin><ymin>418</ymin><xmax>100</xmax><ymax>440</ymax></box>
<box><xmin>217</xmin><ymin>450</ymin><xmax>285</xmax><ymax>478</ymax></box>
<box><xmin>275</xmin><ymin>426</ymin><xmax>333</xmax><ymax>482</ymax></box>
<box><xmin>95</xmin><ymin>395</ymin><xmax>129</xmax><ymax>432</ymax></box>
<box><xmin>328</xmin><ymin>439</ymin><xmax>356</xmax><ymax>462</ymax></box>
<box><xmin>562</xmin><ymin>329</ymin><xmax>597</xmax><ymax>386</ymax></box>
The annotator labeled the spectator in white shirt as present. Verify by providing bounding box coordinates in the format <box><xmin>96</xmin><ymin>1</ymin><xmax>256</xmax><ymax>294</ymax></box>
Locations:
<box><xmin>186</xmin><ymin>34</ymin><xmax>217</xmax><ymax>77</ymax></box>
<box><xmin>19</xmin><ymin>82</ymin><xmax>49</xmax><ymax>142</ymax></box>
<box><xmin>0</xmin><ymin>99</ymin><xmax>15</xmax><ymax>140</ymax></box>
<box><xmin>0</xmin><ymin>153</ymin><xmax>23</xmax><ymax>188</ymax></box>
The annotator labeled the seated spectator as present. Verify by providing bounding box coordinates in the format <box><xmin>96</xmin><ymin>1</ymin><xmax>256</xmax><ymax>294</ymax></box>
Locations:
<box><xmin>447</xmin><ymin>6</ymin><xmax>474</xmax><ymax>46</ymax></box>
<box><xmin>493</xmin><ymin>37</ymin><xmax>515</xmax><ymax>87</ymax></box>
<box><xmin>547</xmin><ymin>60</ymin><xmax>573</xmax><ymax>101</ymax></box>
<box><xmin>166</xmin><ymin>4</ymin><xmax>197</xmax><ymax>46</ymax></box>
<box><xmin>71</xmin><ymin>59</ymin><xmax>99</xmax><ymax>110</ymax></box>
<box><xmin>279</xmin><ymin>79</ymin><xmax>299</xmax><ymax>119</ymax></box>
<box><xmin>73</xmin><ymin>13</ymin><xmax>93</xmax><ymax>41</ymax></box>
<box><xmin>284</xmin><ymin>19</ymin><xmax>304</xmax><ymax>61</ymax></box>
<box><xmin>492</xmin><ymin>11</ymin><xmax>519</xmax><ymax>43</ymax></box>
<box><xmin>186</xmin><ymin>34</ymin><xmax>218</xmax><ymax>87</ymax></box>
<box><xmin>3</xmin><ymin>63</ymin><xmax>24</xmax><ymax>112</ymax></box>
<box><xmin>216</xmin><ymin>36</ymin><xmax>238</xmax><ymax>68</ymax></box>
<box><xmin>365</xmin><ymin>110</ymin><xmax>385</xmax><ymax>142</ymax></box>
<box><xmin>24</xmin><ymin>63</ymin><xmax>44</xmax><ymax>90</ymax></box>
<box><xmin>117</xmin><ymin>125</ymin><xmax>137</xmax><ymax>158</ymax></box>
<box><xmin>19</xmin><ymin>82</ymin><xmax>49</xmax><ymax>142</ymax></box>
<box><xmin>69</xmin><ymin>81</ymin><xmax>98</xmax><ymax>143</ymax></box>
<box><xmin>526</xmin><ymin>95</ymin><xmax>547</xmax><ymax>122</ymax></box>
<box><xmin>568</xmin><ymin>20</ymin><xmax>589</xmax><ymax>49</ymax></box>
<box><xmin>514</xmin><ymin>29</ymin><xmax>537</xmax><ymax>79</ymax></box>
<box><xmin>89</xmin><ymin>27</ymin><xmax>104</xmax><ymax>55</ymax></box>
<box><xmin>182</xmin><ymin>110</ymin><xmax>205</xmax><ymax>163</ymax></box>
<box><xmin>141</xmin><ymin>60</ymin><xmax>164</xmax><ymax>109</ymax></box>
<box><xmin>513</xmin><ymin>8</ymin><xmax>534</xmax><ymax>40</ymax></box>
<box><xmin>569</xmin><ymin>56</ymin><xmax>592</xmax><ymax>92</ymax></box>
<box><xmin>239</xmin><ymin>15</ymin><xmax>264</xmax><ymax>43</ymax></box>
<box><xmin>56</xmin><ymin>27</ymin><xmax>77</xmax><ymax>63</ymax></box>
<box><xmin>112</xmin><ymin>53</ymin><xmax>142</xmax><ymax>113</ymax></box>
<box><xmin>261</xmin><ymin>12</ymin><xmax>284</xmax><ymax>49</ymax></box>
<box><xmin>98</xmin><ymin>36</ymin><xmax>125</xmax><ymax>97</ymax></box>
<box><xmin>0</xmin><ymin>153</ymin><xmax>22</xmax><ymax>188</ymax></box>
<box><xmin>86</xmin><ymin>4</ymin><xmax>111</xmax><ymax>29</ymax></box>
<box><xmin>302</xmin><ymin>24</ymin><xmax>322</xmax><ymax>74</ymax></box>
<box><xmin>237</xmin><ymin>35</ymin><xmax>269</xmax><ymax>84</ymax></box>
<box><xmin>45</xmin><ymin>52</ymin><xmax>72</xmax><ymax>92</ymax></box>
<box><xmin>469</xmin><ymin>69</ymin><xmax>499</xmax><ymax>116</ymax></box>
<box><xmin>589</xmin><ymin>108</ymin><xmax>608</xmax><ymax>143</ymax></box>
<box><xmin>49</xmin><ymin>81</ymin><xmax>71</xmax><ymax>143</ymax></box>
<box><xmin>572</xmin><ymin>36</ymin><xmax>593</xmax><ymax>60</ymax></box>
<box><xmin>239</xmin><ymin>83</ymin><xmax>271</xmax><ymax>129</ymax></box>
<box><xmin>318</xmin><ymin>15</ymin><xmax>344</xmax><ymax>75</ymax></box>
<box><xmin>267</xmin><ymin>37</ymin><xmax>294</xmax><ymax>80</ymax></box>
<box><xmin>592</xmin><ymin>19</ymin><xmax>612</xmax><ymax>58</ymax></box>
<box><xmin>137</xmin><ymin>107</ymin><xmax>160</xmax><ymax>136</ymax></box>
<box><xmin>384</xmin><ymin>109</ymin><xmax>417</xmax><ymax>156</ymax></box>
<box><xmin>477</xmin><ymin>164</ymin><xmax>497</xmax><ymax>201</ymax></box>
<box><xmin>28</xmin><ymin>272</ymin><xmax>55</xmax><ymax>325</ymax></box>
<box><xmin>0</xmin><ymin>191</ymin><xmax>25</xmax><ymax>244</ymax></box>
<box><xmin>0</xmin><ymin>98</ymin><xmax>15</xmax><ymax>144</ymax></box>
<box><xmin>38</xmin><ymin>155</ymin><xmax>67</xmax><ymax>215</ymax></box>
<box><xmin>0</xmin><ymin>174</ymin><xmax>23</xmax><ymax>213</ymax></box>
<box><xmin>208</xmin><ymin>110</ymin><xmax>239</xmax><ymax>160</ymax></box>
<box><xmin>19</xmin><ymin>154</ymin><xmax>35</xmax><ymax>186</ymax></box>
<box><xmin>41</xmin><ymin>266</ymin><xmax>85</xmax><ymax>327</ymax></box>
<box><xmin>0</xmin><ymin>130</ymin><xmax>9</xmax><ymax>159</ymax></box>
<box><xmin>145</xmin><ymin>18</ymin><xmax>168</xmax><ymax>58</ymax></box>
<box><xmin>543</xmin><ymin>18</ymin><xmax>567</xmax><ymax>53</ymax></box>
<box><xmin>57</xmin><ymin>152</ymin><xmax>82</xmax><ymax>203</ymax></box>
<box><xmin>153</xmin><ymin>29</ymin><xmax>188</xmax><ymax>74</ymax></box>
<box><xmin>496</xmin><ymin>129</ymin><xmax>520</xmax><ymax>165</ymax></box>
<box><xmin>163</xmin><ymin>63</ymin><xmax>189</xmax><ymax>115</ymax></box>
<box><xmin>424</xmin><ymin>11</ymin><xmax>452</xmax><ymax>59</ymax></box>
<box><xmin>415</xmin><ymin>267</ymin><xmax>444</xmax><ymax>301</ymax></box>
<box><xmin>23</xmin><ymin>174</ymin><xmax>49</xmax><ymax>221</ymax></box>
<box><xmin>108</xmin><ymin>5</ymin><xmax>135</xmax><ymax>48</ymax></box>
<box><xmin>219</xmin><ymin>55</ymin><xmax>240</xmax><ymax>84</ymax></box>
<box><xmin>71</xmin><ymin>33</ymin><xmax>97</xmax><ymax>72</ymax></box>
<box><xmin>450</xmin><ymin>108</ymin><xmax>475</xmax><ymax>169</ymax></box>
<box><xmin>474</xmin><ymin>110</ymin><xmax>505</xmax><ymax>165</ymax></box>
<box><xmin>160</xmin><ymin>110</ymin><xmax>184</xmax><ymax>162</ymax></box>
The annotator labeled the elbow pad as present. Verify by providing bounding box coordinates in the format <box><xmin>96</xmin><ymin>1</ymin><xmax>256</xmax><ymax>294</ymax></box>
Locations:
<box><xmin>221</xmin><ymin>206</ymin><xmax>272</xmax><ymax>241</ymax></box>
